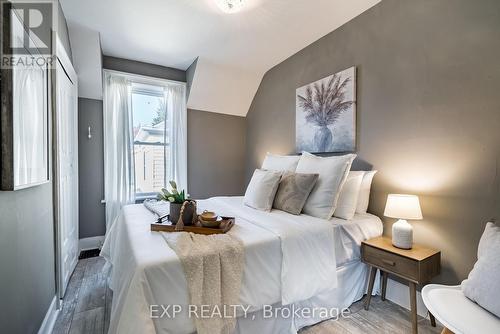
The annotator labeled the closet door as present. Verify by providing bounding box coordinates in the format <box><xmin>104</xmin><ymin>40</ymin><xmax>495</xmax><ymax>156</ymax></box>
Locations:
<box><xmin>55</xmin><ymin>46</ymin><xmax>79</xmax><ymax>297</ymax></box>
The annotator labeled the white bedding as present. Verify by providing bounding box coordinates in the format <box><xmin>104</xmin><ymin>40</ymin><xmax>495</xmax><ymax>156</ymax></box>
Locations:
<box><xmin>210</xmin><ymin>197</ymin><xmax>338</xmax><ymax>305</ymax></box>
<box><xmin>101</xmin><ymin>196</ymin><xmax>382</xmax><ymax>334</ymax></box>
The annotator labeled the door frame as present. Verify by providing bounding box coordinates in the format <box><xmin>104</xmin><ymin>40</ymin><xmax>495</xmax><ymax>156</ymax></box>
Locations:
<box><xmin>53</xmin><ymin>35</ymin><xmax>78</xmax><ymax>302</ymax></box>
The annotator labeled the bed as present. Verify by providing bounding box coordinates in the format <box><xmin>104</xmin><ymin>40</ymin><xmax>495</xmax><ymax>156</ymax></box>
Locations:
<box><xmin>101</xmin><ymin>196</ymin><xmax>383</xmax><ymax>334</ymax></box>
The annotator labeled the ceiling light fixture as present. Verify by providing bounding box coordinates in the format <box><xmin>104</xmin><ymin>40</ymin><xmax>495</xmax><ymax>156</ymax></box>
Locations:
<box><xmin>215</xmin><ymin>0</ymin><xmax>246</xmax><ymax>14</ymax></box>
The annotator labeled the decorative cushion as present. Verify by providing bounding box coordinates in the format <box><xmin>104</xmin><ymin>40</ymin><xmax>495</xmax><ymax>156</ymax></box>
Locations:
<box><xmin>355</xmin><ymin>170</ymin><xmax>377</xmax><ymax>213</ymax></box>
<box><xmin>334</xmin><ymin>171</ymin><xmax>365</xmax><ymax>220</ymax></box>
<box><xmin>273</xmin><ymin>172</ymin><xmax>319</xmax><ymax>215</ymax></box>
<box><xmin>296</xmin><ymin>152</ymin><xmax>356</xmax><ymax>219</ymax></box>
<box><xmin>461</xmin><ymin>222</ymin><xmax>500</xmax><ymax>318</ymax></box>
<box><xmin>261</xmin><ymin>153</ymin><xmax>300</xmax><ymax>172</ymax></box>
<box><xmin>244</xmin><ymin>169</ymin><xmax>282</xmax><ymax>211</ymax></box>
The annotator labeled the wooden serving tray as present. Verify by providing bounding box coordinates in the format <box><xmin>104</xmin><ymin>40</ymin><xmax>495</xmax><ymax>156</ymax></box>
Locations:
<box><xmin>151</xmin><ymin>216</ymin><xmax>235</xmax><ymax>235</ymax></box>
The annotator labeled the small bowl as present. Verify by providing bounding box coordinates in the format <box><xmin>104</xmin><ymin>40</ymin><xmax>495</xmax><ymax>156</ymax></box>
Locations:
<box><xmin>199</xmin><ymin>216</ymin><xmax>223</xmax><ymax>228</ymax></box>
<box><xmin>200</xmin><ymin>210</ymin><xmax>218</xmax><ymax>222</ymax></box>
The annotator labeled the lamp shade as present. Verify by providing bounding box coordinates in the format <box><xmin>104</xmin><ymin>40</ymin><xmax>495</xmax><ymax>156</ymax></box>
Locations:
<box><xmin>384</xmin><ymin>194</ymin><xmax>423</xmax><ymax>220</ymax></box>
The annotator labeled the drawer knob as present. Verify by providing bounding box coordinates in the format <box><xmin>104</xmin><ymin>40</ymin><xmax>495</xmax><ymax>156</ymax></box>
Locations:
<box><xmin>382</xmin><ymin>259</ymin><xmax>396</xmax><ymax>266</ymax></box>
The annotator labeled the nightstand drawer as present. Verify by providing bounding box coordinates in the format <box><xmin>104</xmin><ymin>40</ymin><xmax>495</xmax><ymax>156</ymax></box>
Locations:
<box><xmin>362</xmin><ymin>244</ymin><xmax>419</xmax><ymax>281</ymax></box>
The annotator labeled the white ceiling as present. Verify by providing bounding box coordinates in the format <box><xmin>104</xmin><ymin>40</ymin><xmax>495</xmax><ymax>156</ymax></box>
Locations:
<box><xmin>60</xmin><ymin>0</ymin><xmax>380</xmax><ymax>116</ymax></box>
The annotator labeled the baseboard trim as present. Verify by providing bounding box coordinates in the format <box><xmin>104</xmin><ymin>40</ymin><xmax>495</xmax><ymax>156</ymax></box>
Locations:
<box><xmin>37</xmin><ymin>296</ymin><xmax>59</xmax><ymax>334</ymax></box>
<box><xmin>79</xmin><ymin>235</ymin><xmax>105</xmax><ymax>252</ymax></box>
<box><xmin>384</xmin><ymin>278</ymin><xmax>428</xmax><ymax>317</ymax></box>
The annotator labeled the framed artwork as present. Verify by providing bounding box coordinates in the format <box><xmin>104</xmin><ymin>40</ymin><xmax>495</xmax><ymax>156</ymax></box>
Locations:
<box><xmin>1</xmin><ymin>5</ymin><xmax>51</xmax><ymax>190</ymax></box>
<box><xmin>296</xmin><ymin>66</ymin><xmax>356</xmax><ymax>153</ymax></box>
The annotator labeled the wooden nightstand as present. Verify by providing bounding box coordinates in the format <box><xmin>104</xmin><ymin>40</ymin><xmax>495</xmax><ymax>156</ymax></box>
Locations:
<box><xmin>361</xmin><ymin>236</ymin><xmax>441</xmax><ymax>334</ymax></box>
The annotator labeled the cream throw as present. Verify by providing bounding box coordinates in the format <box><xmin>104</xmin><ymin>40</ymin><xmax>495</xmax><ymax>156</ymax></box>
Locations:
<box><xmin>162</xmin><ymin>232</ymin><xmax>244</xmax><ymax>334</ymax></box>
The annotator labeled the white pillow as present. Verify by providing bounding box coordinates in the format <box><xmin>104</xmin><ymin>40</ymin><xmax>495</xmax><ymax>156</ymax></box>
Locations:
<box><xmin>334</xmin><ymin>171</ymin><xmax>365</xmax><ymax>220</ymax></box>
<box><xmin>461</xmin><ymin>222</ymin><xmax>500</xmax><ymax>318</ymax></box>
<box><xmin>244</xmin><ymin>169</ymin><xmax>282</xmax><ymax>211</ymax></box>
<box><xmin>261</xmin><ymin>153</ymin><xmax>300</xmax><ymax>172</ymax></box>
<box><xmin>355</xmin><ymin>170</ymin><xmax>377</xmax><ymax>213</ymax></box>
<box><xmin>296</xmin><ymin>152</ymin><xmax>356</xmax><ymax>219</ymax></box>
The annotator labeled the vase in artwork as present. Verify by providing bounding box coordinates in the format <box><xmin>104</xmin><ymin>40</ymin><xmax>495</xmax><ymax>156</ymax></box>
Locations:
<box><xmin>314</xmin><ymin>126</ymin><xmax>333</xmax><ymax>152</ymax></box>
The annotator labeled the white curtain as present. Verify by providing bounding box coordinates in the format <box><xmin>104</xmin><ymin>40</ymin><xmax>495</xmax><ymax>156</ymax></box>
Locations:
<box><xmin>103</xmin><ymin>72</ymin><xmax>135</xmax><ymax>231</ymax></box>
<box><xmin>165</xmin><ymin>84</ymin><xmax>188</xmax><ymax>193</ymax></box>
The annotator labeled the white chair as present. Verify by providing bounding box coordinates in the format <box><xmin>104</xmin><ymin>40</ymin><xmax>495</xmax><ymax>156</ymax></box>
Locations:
<box><xmin>422</xmin><ymin>284</ymin><xmax>500</xmax><ymax>334</ymax></box>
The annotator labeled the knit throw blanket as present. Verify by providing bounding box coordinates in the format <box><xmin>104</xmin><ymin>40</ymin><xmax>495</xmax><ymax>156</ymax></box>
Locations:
<box><xmin>143</xmin><ymin>199</ymin><xmax>169</xmax><ymax>217</ymax></box>
<box><xmin>162</xmin><ymin>232</ymin><xmax>245</xmax><ymax>334</ymax></box>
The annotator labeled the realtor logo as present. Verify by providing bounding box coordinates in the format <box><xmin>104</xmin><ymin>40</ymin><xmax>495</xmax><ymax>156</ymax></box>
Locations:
<box><xmin>1</xmin><ymin>0</ymin><xmax>56</xmax><ymax>68</ymax></box>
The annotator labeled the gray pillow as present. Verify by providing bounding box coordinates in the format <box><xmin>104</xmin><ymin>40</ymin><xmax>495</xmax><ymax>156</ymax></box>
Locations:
<box><xmin>273</xmin><ymin>172</ymin><xmax>319</xmax><ymax>215</ymax></box>
<box><xmin>461</xmin><ymin>222</ymin><xmax>500</xmax><ymax>318</ymax></box>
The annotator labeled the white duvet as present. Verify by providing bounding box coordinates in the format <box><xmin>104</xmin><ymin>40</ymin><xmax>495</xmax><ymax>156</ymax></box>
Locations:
<box><xmin>101</xmin><ymin>196</ymin><xmax>382</xmax><ymax>334</ymax></box>
<box><xmin>210</xmin><ymin>197</ymin><xmax>337</xmax><ymax>305</ymax></box>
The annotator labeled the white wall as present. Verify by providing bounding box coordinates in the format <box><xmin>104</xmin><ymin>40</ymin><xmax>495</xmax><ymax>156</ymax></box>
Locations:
<box><xmin>68</xmin><ymin>22</ymin><xmax>103</xmax><ymax>100</ymax></box>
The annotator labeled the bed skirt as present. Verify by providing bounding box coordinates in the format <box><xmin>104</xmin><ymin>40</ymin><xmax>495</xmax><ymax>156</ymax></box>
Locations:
<box><xmin>234</xmin><ymin>260</ymin><xmax>379</xmax><ymax>334</ymax></box>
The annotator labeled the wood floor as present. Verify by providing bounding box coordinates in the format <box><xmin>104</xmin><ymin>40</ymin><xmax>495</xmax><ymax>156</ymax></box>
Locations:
<box><xmin>52</xmin><ymin>257</ymin><xmax>111</xmax><ymax>334</ymax></box>
<box><xmin>52</xmin><ymin>256</ymin><xmax>442</xmax><ymax>334</ymax></box>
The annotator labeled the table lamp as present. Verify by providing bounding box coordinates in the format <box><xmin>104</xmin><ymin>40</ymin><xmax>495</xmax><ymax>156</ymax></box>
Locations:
<box><xmin>384</xmin><ymin>194</ymin><xmax>423</xmax><ymax>249</ymax></box>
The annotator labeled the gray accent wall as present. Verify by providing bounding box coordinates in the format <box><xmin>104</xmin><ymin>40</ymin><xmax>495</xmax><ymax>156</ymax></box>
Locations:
<box><xmin>246</xmin><ymin>0</ymin><xmax>500</xmax><ymax>284</ymax></box>
<box><xmin>103</xmin><ymin>55</ymin><xmax>186</xmax><ymax>82</ymax></box>
<box><xmin>78</xmin><ymin>98</ymin><xmax>106</xmax><ymax>238</ymax></box>
<box><xmin>188</xmin><ymin>109</ymin><xmax>246</xmax><ymax>199</ymax></box>
<box><xmin>0</xmin><ymin>2</ymin><xmax>71</xmax><ymax>333</ymax></box>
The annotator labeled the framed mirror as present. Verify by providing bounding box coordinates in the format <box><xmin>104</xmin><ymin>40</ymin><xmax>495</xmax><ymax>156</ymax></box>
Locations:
<box><xmin>1</xmin><ymin>4</ymin><xmax>51</xmax><ymax>190</ymax></box>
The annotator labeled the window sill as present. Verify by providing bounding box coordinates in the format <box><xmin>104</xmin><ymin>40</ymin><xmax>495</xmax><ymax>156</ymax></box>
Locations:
<box><xmin>135</xmin><ymin>193</ymin><xmax>158</xmax><ymax>204</ymax></box>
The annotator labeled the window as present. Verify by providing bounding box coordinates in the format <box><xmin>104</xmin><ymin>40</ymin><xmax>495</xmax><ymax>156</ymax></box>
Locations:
<box><xmin>104</xmin><ymin>69</ymin><xmax>186</xmax><ymax>227</ymax></box>
<box><xmin>131</xmin><ymin>83</ymin><xmax>169</xmax><ymax>197</ymax></box>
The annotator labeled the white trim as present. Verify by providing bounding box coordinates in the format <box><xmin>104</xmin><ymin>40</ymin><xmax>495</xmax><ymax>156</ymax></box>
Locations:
<box><xmin>384</xmin><ymin>277</ymin><xmax>428</xmax><ymax>317</ymax></box>
<box><xmin>56</xmin><ymin>36</ymin><xmax>77</xmax><ymax>84</ymax></box>
<box><xmin>79</xmin><ymin>235</ymin><xmax>105</xmax><ymax>251</ymax></box>
<box><xmin>53</xmin><ymin>37</ymin><xmax>79</xmax><ymax>299</ymax></box>
<box><xmin>102</xmin><ymin>69</ymin><xmax>186</xmax><ymax>87</ymax></box>
<box><xmin>37</xmin><ymin>296</ymin><xmax>59</xmax><ymax>334</ymax></box>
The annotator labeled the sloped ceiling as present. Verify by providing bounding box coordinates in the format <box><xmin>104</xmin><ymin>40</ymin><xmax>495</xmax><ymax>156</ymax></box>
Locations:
<box><xmin>60</xmin><ymin>0</ymin><xmax>380</xmax><ymax>116</ymax></box>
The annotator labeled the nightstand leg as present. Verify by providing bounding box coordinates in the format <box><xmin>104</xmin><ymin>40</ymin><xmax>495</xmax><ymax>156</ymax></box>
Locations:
<box><xmin>409</xmin><ymin>282</ymin><xmax>418</xmax><ymax>334</ymax></box>
<box><xmin>429</xmin><ymin>311</ymin><xmax>436</xmax><ymax>327</ymax></box>
<box><xmin>381</xmin><ymin>271</ymin><xmax>388</xmax><ymax>301</ymax></box>
<box><xmin>364</xmin><ymin>266</ymin><xmax>378</xmax><ymax>310</ymax></box>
